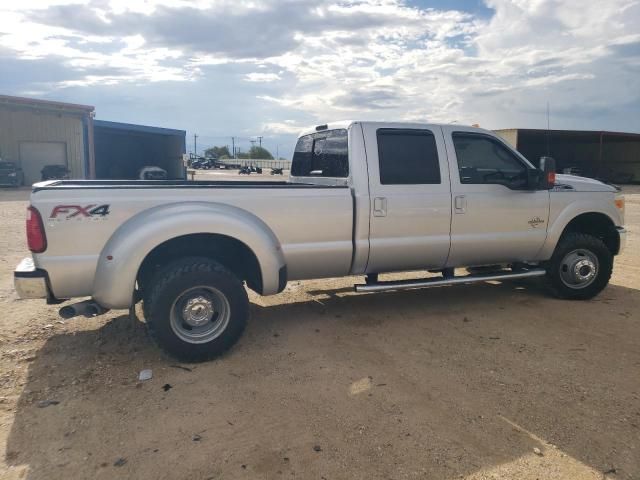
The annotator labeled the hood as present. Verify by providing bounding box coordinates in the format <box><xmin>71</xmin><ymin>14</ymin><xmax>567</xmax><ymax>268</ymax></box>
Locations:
<box><xmin>554</xmin><ymin>174</ymin><xmax>618</xmax><ymax>192</ymax></box>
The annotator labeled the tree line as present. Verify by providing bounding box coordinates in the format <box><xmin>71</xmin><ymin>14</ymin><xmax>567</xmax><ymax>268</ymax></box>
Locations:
<box><xmin>204</xmin><ymin>145</ymin><xmax>274</xmax><ymax>160</ymax></box>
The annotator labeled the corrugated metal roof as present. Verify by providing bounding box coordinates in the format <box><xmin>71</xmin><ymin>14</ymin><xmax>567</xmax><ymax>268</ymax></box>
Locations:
<box><xmin>0</xmin><ymin>94</ymin><xmax>94</xmax><ymax>113</ymax></box>
<box><xmin>94</xmin><ymin>119</ymin><xmax>186</xmax><ymax>137</ymax></box>
<box><xmin>494</xmin><ymin>128</ymin><xmax>640</xmax><ymax>138</ymax></box>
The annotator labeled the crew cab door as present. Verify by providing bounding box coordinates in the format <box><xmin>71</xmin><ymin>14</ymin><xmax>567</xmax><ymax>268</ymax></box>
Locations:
<box><xmin>362</xmin><ymin>123</ymin><xmax>452</xmax><ymax>273</ymax></box>
<box><xmin>442</xmin><ymin>125</ymin><xmax>549</xmax><ymax>267</ymax></box>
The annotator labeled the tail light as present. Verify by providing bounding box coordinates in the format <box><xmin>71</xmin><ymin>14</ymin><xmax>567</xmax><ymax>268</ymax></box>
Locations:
<box><xmin>26</xmin><ymin>206</ymin><xmax>47</xmax><ymax>253</ymax></box>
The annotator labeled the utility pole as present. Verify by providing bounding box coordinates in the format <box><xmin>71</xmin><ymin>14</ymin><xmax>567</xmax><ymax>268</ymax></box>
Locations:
<box><xmin>546</xmin><ymin>101</ymin><xmax>551</xmax><ymax>156</ymax></box>
<box><xmin>231</xmin><ymin>137</ymin><xmax>236</xmax><ymax>159</ymax></box>
<box><xmin>257</xmin><ymin>136</ymin><xmax>263</xmax><ymax>147</ymax></box>
<box><xmin>194</xmin><ymin>133</ymin><xmax>198</xmax><ymax>157</ymax></box>
<box><xmin>250</xmin><ymin>140</ymin><xmax>256</xmax><ymax>148</ymax></box>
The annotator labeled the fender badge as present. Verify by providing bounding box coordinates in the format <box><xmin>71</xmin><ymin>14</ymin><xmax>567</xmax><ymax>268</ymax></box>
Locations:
<box><xmin>528</xmin><ymin>216</ymin><xmax>545</xmax><ymax>228</ymax></box>
<box><xmin>50</xmin><ymin>204</ymin><xmax>110</xmax><ymax>221</ymax></box>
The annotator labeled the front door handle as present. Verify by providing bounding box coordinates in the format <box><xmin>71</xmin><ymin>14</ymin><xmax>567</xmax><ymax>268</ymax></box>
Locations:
<box><xmin>455</xmin><ymin>195</ymin><xmax>466</xmax><ymax>214</ymax></box>
<box><xmin>374</xmin><ymin>197</ymin><xmax>387</xmax><ymax>217</ymax></box>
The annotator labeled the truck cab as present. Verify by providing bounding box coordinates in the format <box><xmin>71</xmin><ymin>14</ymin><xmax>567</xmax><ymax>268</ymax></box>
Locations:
<box><xmin>291</xmin><ymin>121</ymin><xmax>624</xmax><ymax>274</ymax></box>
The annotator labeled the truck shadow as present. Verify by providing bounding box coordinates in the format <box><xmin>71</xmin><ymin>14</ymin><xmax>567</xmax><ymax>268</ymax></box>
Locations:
<box><xmin>5</xmin><ymin>279</ymin><xmax>640</xmax><ymax>479</ymax></box>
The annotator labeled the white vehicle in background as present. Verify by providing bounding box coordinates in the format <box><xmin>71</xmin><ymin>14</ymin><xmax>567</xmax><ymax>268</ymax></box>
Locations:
<box><xmin>138</xmin><ymin>166</ymin><xmax>168</xmax><ymax>180</ymax></box>
<box><xmin>15</xmin><ymin>122</ymin><xmax>626</xmax><ymax>362</ymax></box>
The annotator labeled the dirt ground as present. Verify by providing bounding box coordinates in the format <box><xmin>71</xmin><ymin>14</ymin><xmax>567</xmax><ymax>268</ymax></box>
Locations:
<box><xmin>0</xmin><ymin>177</ymin><xmax>638</xmax><ymax>480</ymax></box>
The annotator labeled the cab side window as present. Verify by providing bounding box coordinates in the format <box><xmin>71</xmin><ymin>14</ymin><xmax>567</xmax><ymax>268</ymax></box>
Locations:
<box><xmin>452</xmin><ymin>133</ymin><xmax>527</xmax><ymax>185</ymax></box>
<box><xmin>377</xmin><ymin>129</ymin><xmax>441</xmax><ymax>185</ymax></box>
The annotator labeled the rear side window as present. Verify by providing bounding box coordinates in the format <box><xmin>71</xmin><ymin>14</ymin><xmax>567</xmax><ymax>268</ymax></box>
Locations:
<box><xmin>291</xmin><ymin>129</ymin><xmax>348</xmax><ymax>178</ymax></box>
<box><xmin>377</xmin><ymin>129</ymin><xmax>441</xmax><ymax>184</ymax></box>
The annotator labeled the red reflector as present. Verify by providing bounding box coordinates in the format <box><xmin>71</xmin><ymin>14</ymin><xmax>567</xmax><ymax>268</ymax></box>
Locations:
<box><xmin>26</xmin><ymin>206</ymin><xmax>47</xmax><ymax>253</ymax></box>
<box><xmin>548</xmin><ymin>171</ymin><xmax>556</xmax><ymax>185</ymax></box>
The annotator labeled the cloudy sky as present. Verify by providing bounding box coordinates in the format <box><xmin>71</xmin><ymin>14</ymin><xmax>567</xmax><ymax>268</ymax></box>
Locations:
<box><xmin>1</xmin><ymin>0</ymin><xmax>639</xmax><ymax>157</ymax></box>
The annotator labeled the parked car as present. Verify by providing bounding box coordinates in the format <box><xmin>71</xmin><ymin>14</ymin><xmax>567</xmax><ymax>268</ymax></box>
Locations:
<box><xmin>0</xmin><ymin>161</ymin><xmax>24</xmax><ymax>187</ymax></box>
<box><xmin>15</xmin><ymin>121</ymin><xmax>626</xmax><ymax>362</ymax></box>
<box><xmin>238</xmin><ymin>166</ymin><xmax>251</xmax><ymax>175</ymax></box>
<box><xmin>271</xmin><ymin>168</ymin><xmax>284</xmax><ymax>175</ymax></box>
<box><xmin>192</xmin><ymin>159</ymin><xmax>214</xmax><ymax>170</ymax></box>
<box><xmin>139</xmin><ymin>166</ymin><xmax>168</xmax><ymax>180</ymax></box>
<box><xmin>41</xmin><ymin>165</ymin><xmax>70</xmax><ymax>181</ymax></box>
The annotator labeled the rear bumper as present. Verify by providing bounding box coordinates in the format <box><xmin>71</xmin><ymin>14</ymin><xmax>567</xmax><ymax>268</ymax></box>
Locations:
<box><xmin>14</xmin><ymin>257</ymin><xmax>49</xmax><ymax>299</ymax></box>
<box><xmin>616</xmin><ymin>226</ymin><xmax>627</xmax><ymax>254</ymax></box>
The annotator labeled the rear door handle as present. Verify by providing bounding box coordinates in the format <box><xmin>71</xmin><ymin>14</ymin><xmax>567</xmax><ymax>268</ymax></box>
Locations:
<box><xmin>455</xmin><ymin>195</ymin><xmax>466</xmax><ymax>214</ymax></box>
<box><xmin>373</xmin><ymin>197</ymin><xmax>387</xmax><ymax>217</ymax></box>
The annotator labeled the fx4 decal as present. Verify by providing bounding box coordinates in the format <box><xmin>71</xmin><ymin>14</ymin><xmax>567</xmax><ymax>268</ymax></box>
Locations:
<box><xmin>50</xmin><ymin>204</ymin><xmax>111</xmax><ymax>220</ymax></box>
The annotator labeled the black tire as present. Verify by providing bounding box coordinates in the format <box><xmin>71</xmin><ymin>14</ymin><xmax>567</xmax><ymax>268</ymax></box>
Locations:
<box><xmin>546</xmin><ymin>232</ymin><xmax>613</xmax><ymax>300</ymax></box>
<box><xmin>143</xmin><ymin>257</ymin><xmax>248</xmax><ymax>362</ymax></box>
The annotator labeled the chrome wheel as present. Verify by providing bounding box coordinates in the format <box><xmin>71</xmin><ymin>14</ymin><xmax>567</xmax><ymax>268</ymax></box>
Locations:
<box><xmin>559</xmin><ymin>249</ymin><xmax>599</xmax><ymax>289</ymax></box>
<box><xmin>169</xmin><ymin>286</ymin><xmax>230</xmax><ymax>344</ymax></box>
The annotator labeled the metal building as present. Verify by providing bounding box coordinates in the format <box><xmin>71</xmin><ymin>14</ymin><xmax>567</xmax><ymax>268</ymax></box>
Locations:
<box><xmin>495</xmin><ymin>128</ymin><xmax>640</xmax><ymax>184</ymax></box>
<box><xmin>0</xmin><ymin>94</ymin><xmax>187</xmax><ymax>184</ymax></box>
<box><xmin>0</xmin><ymin>95</ymin><xmax>94</xmax><ymax>184</ymax></box>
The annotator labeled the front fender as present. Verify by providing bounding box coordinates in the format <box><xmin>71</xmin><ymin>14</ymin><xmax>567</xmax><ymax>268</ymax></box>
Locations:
<box><xmin>537</xmin><ymin>197</ymin><xmax>621</xmax><ymax>260</ymax></box>
<box><xmin>92</xmin><ymin>202</ymin><xmax>286</xmax><ymax>309</ymax></box>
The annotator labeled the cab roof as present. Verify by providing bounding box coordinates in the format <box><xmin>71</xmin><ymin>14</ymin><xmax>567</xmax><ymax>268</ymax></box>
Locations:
<box><xmin>297</xmin><ymin>121</ymin><xmax>491</xmax><ymax>138</ymax></box>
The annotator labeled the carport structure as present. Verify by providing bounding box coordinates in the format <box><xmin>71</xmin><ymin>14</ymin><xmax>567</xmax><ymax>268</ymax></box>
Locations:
<box><xmin>93</xmin><ymin>120</ymin><xmax>186</xmax><ymax>180</ymax></box>
<box><xmin>495</xmin><ymin>128</ymin><xmax>640</xmax><ymax>183</ymax></box>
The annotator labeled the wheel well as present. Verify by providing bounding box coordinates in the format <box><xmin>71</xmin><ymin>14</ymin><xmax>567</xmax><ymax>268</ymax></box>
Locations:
<box><xmin>137</xmin><ymin>234</ymin><xmax>263</xmax><ymax>295</ymax></box>
<box><xmin>562</xmin><ymin>212</ymin><xmax>619</xmax><ymax>254</ymax></box>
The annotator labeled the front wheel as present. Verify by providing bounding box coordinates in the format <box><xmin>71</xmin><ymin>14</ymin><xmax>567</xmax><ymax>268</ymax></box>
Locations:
<box><xmin>144</xmin><ymin>257</ymin><xmax>249</xmax><ymax>362</ymax></box>
<box><xmin>546</xmin><ymin>232</ymin><xmax>613</xmax><ymax>300</ymax></box>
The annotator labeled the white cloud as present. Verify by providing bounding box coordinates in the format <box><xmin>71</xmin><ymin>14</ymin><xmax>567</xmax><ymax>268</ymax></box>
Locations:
<box><xmin>1</xmin><ymin>0</ymin><xmax>639</xmax><ymax>135</ymax></box>
<box><xmin>244</xmin><ymin>72</ymin><xmax>281</xmax><ymax>82</ymax></box>
<box><xmin>262</xmin><ymin>119</ymin><xmax>307</xmax><ymax>134</ymax></box>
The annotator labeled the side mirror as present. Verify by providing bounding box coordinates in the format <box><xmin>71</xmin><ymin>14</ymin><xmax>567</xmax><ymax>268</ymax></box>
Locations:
<box><xmin>526</xmin><ymin>169</ymin><xmax>543</xmax><ymax>190</ymax></box>
<box><xmin>539</xmin><ymin>156</ymin><xmax>556</xmax><ymax>189</ymax></box>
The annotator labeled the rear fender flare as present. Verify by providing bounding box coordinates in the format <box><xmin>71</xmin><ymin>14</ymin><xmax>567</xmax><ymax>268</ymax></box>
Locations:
<box><xmin>92</xmin><ymin>202</ymin><xmax>285</xmax><ymax>309</ymax></box>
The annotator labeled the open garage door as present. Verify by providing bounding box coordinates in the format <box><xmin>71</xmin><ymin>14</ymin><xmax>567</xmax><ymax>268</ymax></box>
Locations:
<box><xmin>19</xmin><ymin>142</ymin><xmax>67</xmax><ymax>185</ymax></box>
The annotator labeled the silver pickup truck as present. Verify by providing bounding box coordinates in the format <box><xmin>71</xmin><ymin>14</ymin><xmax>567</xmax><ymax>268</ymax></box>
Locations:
<box><xmin>15</xmin><ymin>122</ymin><xmax>626</xmax><ymax>361</ymax></box>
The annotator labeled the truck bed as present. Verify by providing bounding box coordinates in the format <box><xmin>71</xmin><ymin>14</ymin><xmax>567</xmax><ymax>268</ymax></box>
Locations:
<box><xmin>30</xmin><ymin>179</ymin><xmax>355</xmax><ymax>300</ymax></box>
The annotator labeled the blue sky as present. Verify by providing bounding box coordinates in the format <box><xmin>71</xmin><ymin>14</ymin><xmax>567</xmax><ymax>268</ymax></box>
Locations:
<box><xmin>407</xmin><ymin>0</ymin><xmax>494</xmax><ymax>17</ymax></box>
<box><xmin>1</xmin><ymin>0</ymin><xmax>639</xmax><ymax>158</ymax></box>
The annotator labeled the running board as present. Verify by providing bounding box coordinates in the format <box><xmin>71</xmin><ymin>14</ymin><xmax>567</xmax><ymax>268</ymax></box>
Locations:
<box><xmin>354</xmin><ymin>268</ymin><xmax>546</xmax><ymax>293</ymax></box>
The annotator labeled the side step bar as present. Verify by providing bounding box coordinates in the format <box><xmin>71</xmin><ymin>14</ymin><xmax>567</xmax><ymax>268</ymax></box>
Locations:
<box><xmin>354</xmin><ymin>268</ymin><xmax>546</xmax><ymax>293</ymax></box>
